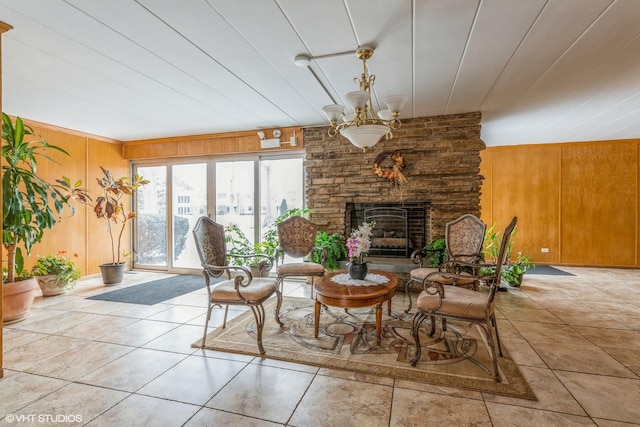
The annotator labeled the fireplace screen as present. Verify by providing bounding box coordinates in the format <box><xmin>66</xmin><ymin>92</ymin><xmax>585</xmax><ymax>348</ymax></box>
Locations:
<box><xmin>346</xmin><ymin>202</ymin><xmax>429</xmax><ymax>258</ymax></box>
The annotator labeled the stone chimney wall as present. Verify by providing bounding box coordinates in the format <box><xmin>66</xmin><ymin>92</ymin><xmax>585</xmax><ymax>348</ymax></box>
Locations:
<box><xmin>305</xmin><ymin>112</ymin><xmax>485</xmax><ymax>243</ymax></box>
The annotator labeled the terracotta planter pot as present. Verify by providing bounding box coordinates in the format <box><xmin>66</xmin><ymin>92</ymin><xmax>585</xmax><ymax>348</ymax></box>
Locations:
<box><xmin>36</xmin><ymin>275</ymin><xmax>70</xmax><ymax>296</ymax></box>
<box><xmin>99</xmin><ymin>263</ymin><xmax>126</xmax><ymax>285</ymax></box>
<box><xmin>3</xmin><ymin>277</ymin><xmax>38</xmax><ymax>323</ymax></box>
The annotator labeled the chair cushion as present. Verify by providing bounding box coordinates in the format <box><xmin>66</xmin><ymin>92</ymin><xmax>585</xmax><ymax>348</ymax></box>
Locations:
<box><xmin>211</xmin><ymin>278</ymin><xmax>277</xmax><ymax>303</ymax></box>
<box><xmin>416</xmin><ymin>285</ymin><xmax>494</xmax><ymax>320</ymax></box>
<box><xmin>411</xmin><ymin>268</ymin><xmax>477</xmax><ymax>287</ymax></box>
<box><xmin>409</xmin><ymin>267</ymin><xmax>438</xmax><ymax>281</ymax></box>
<box><xmin>277</xmin><ymin>262</ymin><xmax>325</xmax><ymax>275</ymax></box>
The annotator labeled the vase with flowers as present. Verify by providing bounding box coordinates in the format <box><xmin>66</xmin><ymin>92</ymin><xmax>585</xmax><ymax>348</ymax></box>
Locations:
<box><xmin>346</xmin><ymin>221</ymin><xmax>375</xmax><ymax>279</ymax></box>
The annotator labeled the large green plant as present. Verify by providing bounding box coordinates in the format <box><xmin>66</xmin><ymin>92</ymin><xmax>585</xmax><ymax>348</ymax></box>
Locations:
<box><xmin>2</xmin><ymin>113</ymin><xmax>88</xmax><ymax>283</ymax></box>
<box><xmin>91</xmin><ymin>167</ymin><xmax>149</xmax><ymax>265</ymax></box>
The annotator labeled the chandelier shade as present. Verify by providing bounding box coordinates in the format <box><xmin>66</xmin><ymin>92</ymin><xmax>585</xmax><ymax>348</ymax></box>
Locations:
<box><xmin>340</xmin><ymin>125</ymin><xmax>390</xmax><ymax>150</ymax></box>
<box><xmin>321</xmin><ymin>45</ymin><xmax>407</xmax><ymax>152</ymax></box>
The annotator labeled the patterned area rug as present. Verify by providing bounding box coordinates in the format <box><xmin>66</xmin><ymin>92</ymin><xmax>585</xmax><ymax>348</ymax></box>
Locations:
<box><xmin>193</xmin><ymin>297</ymin><xmax>536</xmax><ymax>400</ymax></box>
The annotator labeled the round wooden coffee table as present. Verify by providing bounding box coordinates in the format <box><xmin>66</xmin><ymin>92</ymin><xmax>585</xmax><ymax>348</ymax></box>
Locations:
<box><xmin>314</xmin><ymin>269</ymin><xmax>398</xmax><ymax>345</ymax></box>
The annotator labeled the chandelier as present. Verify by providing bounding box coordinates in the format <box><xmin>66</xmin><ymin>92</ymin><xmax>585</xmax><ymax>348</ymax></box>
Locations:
<box><xmin>322</xmin><ymin>46</ymin><xmax>408</xmax><ymax>152</ymax></box>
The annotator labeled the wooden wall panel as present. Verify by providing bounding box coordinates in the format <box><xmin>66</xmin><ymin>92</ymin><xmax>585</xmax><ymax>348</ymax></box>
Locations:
<box><xmin>561</xmin><ymin>141</ymin><xmax>637</xmax><ymax>266</ymax></box>
<box><xmin>488</xmin><ymin>145</ymin><xmax>561</xmax><ymax>264</ymax></box>
<box><xmin>27</xmin><ymin>127</ymin><xmax>88</xmax><ymax>275</ymax></box>
<box><xmin>123</xmin><ymin>127</ymin><xmax>303</xmax><ymax>159</ymax></box>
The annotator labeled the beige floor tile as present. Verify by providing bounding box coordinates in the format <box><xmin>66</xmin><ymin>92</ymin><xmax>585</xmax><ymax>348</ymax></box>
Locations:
<box><xmin>2</xmin><ymin>329</ymin><xmax>48</xmax><ymax>352</ymax></box>
<box><xmin>85</xmin><ymin>393</ymin><xmax>199</xmax><ymax>427</ymax></box>
<box><xmin>184</xmin><ymin>407</ymin><xmax>283</xmax><ymax>426</ymax></box>
<box><xmin>108</xmin><ymin>302</ymin><xmax>172</xmax><ymax>319</ymax></box>
<box><xmin>146</xmin><ymin>305</ymin><xmax>207</xmax><ymax>323</ymax></box>
<box><xmin>78</xmin><ymin>348</ymin><xmax>186</xmax><ymax>392</ymax></box>
<box><xmin>15</xmin><ymin>311</ymin><xmax>101</xmax><ymax>335</ymax></box>
<box><xmin>486</xmin><ymin>401</ymin><xmax>596</xmax><ymax>426</ymax></box>
<box><xmin>573</xmin><ymin>326</ymin><xmax>640</xmax><ymax>351</ymax></box>
<box><xmin>555</xmin><ymin>371</ymin><xmax>640</xmax><ymax>424</ymax></box>
<box><xmin>511</xmin><ymin>321</ymin><xmax>590</xmax><ymax>344</ymax></box>
<box><xmin>11</xmin><ymin>383</ymin><xmax>128</xmax><ymax>427</ymax></box>
<box><xmin>143</xmin><ymin>323</ymin><xmax>203</xmax><ymax>353</ymax></box>
<box><xmin>0</xmin><ymin>371</ymin><xmax>68</xmax><ymax>417</ymax></box>
<box><xmin>95</xmin><ymin>319</ymin><xmax>179</xmax><ymax>346</ymax></box>
<box><xmin>502</xmin><ymin>337</ymin><xmax>547</xmax><ymax>368</ymax></box>
<box><xmin>530</xmin><ymin>340</ymin><xmax>635</xmax><ymax>377</ymax></box>
<box><xmin>59</xmin><ymin>314</ymin><xmax>138</xmax><ymax>339</ymax></box>
<box><xmin>498</xmin><ymin>307</ymin><xmax>564</xmax><ymax>323</ymax></box>
<box><xmin>138</xmin><ymin>355</ymin><xmax>246</xmax><ymax>405</ymax></box>
<box><xmin>318</xmin><ymin>367</ymin><xmax>395</xmax><ymax>386</ymax></box>
<box><xmin>391</xmin><ymin>386</ymin><xmax>492</xmax><ymax>427</ymax></box>
<box><xmin>483</xmin><ymin>366</ymin><xmax>587</xmax><ymax>416</ymax></box>
<box><xmin>291</xmin><ymin>375</ymin><xmax>393</xmax><ymax>427</ymax></box>
<box><xmin>206</xmin><ymin>363</ymin><xmax>314</xmax><ymax>424</ymax></box>
<box><xmin>3</xmin><ymin>335</ymin><xmax>89</xmax><ymax>371</ymax></box>
<box><xmin>25</xmin><ymin>341</ymin><xmax>134</xmax><ymax>381</ymax></box>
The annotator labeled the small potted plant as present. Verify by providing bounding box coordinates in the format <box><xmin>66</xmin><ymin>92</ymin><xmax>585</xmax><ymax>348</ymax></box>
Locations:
<box><xmin>31</xmin><ymin>250</ymin><xmax>82</xmax><ymax>296</ymax></box>
<box><xmin>90</xmin><ymin>166</ymin><xmax>149</xmax><ymax>285</ymax></box>
<box><xmin>482</xmin><ymin>224</ymin><xmax>535</xmax><ymax>286</ymax></box>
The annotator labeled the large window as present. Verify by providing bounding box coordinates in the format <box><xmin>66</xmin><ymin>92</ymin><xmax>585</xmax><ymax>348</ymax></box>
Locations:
<box><xmin>133</xmin><ymin>154</ymin><xmax>304</xmax><ymax>273</ymax></box>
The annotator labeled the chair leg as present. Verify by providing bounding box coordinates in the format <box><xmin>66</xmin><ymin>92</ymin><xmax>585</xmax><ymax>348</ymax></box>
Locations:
<box><xmin>429</xmin><ymin>315</ymin><xmax>436</xmax><ymax>337</ymax></box>
<box><xmin>201</xmin><ymin>303</ymin><xmax>213</xmax><ymax>348</ymax></box>
<box><xmin>492</xmin><ymin>315</ymin><xmax>503</xmax><ymax>356</ymax></box>
<box><xmin>251</xmin><ymin>303</ymin><xmax>267</xmax><ymax>355</ymax></box>
<box><xmin>222</xmin><ymin>305</ymin><xmax>229</xmax><ymax>328</ymax></box>
<box><xmin>410</xmin><ymin>312</ymin><xmax>429</xmax><ymax>366</ymax></box>
<box><xmin>276</xmin><ymin>275</ymin><xmax>284</xmax><ymax>296</ymax></box>
<box><xmin>404</xmin><ymin>278</ymin><xmax>415</xmax><ymax>313</ymax></box>
<box><xmin>275</xmin><ymin>289</ymin><xmax>284</xmax><ymax>327</ymax></box>
<box><xmin>485</xmin><ymin>318</ymin><xmax>501</xmax><ymax>382</ymax></box>
<box><xmin>310</xmin><ymin>276</ymin><xmax>315</xmax><ymax>299</ymax></box>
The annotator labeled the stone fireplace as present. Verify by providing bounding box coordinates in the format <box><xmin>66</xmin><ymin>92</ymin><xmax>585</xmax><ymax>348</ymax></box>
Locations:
<box><xmin>304</xmin><ymin>112</ymin><xmax>485</xmax><ymax>250</ymax></box>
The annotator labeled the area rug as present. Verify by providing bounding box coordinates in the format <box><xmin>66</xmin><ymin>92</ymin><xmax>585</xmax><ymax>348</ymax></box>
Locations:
<box><xmin>88</xmin><ymin>274</ymin><xmax>210</xmax><ymax>305</ymax></box>
<box><xmin>193</xmin><ymin>297</ymin><xmax>536</xmax><ymax>400</ymax></box>
<box><xmin>525</xmin><ymin>265</ymin><xmax>574</xmax><ymax>276</ymax></box>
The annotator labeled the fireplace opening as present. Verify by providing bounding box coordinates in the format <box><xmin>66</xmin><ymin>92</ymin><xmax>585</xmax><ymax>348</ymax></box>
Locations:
<box><xmin>346</xmin><ymin>202</ymin><xmax>430</xmax><ymax>258</ymax></box>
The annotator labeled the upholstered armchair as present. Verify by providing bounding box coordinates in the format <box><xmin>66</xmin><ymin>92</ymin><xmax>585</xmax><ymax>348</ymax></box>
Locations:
<box><xmin>192</xmin><ymin>216</ymin><xmax>283</xmax><ymax>355</ymax></box>
<box><xmin>410</xmin><ymin>217</ymin><xmax>517</xmax><ymax>382</ymax></box>
<box><xmin>405</xmin><ymin>214</ymin><xmax>486</xmax><ymax>312</ymax></box>
<box><xmin>275</xmin><ymin>216</ymin><xmax>326</xmax><ymax>298</ymax></box>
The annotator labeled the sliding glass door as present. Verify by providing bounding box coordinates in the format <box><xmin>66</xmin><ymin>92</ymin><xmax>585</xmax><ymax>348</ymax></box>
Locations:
<box><xmin>133</xmin><ymin>153</ymin><xmax>304</xmax><ymax>273</ymax></box>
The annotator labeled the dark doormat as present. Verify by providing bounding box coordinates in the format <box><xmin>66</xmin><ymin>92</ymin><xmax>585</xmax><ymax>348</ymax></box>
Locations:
<box><xmin>525</xmin><ymin>265</ymin><xmax>574</xmax><ymax>276</ymax></box>
<box><xmin>87</xmin><ymin>274</ymin><xmax>212</xmax><ymax>305</ymax></box>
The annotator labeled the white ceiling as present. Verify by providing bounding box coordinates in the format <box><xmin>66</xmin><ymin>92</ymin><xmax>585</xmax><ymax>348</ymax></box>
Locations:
<box><xmin>1</xmin><ymin>0</ymin><xmax>639</xmax><ymax>146</ymax></box>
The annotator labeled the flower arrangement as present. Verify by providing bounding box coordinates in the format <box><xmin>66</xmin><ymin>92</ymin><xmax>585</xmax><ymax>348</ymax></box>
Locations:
<box><xmin>346</xmin><ymin>221</ymin><xmax>375</xmax><ymax>265</ymax></box>
<box><xmin>31</xmin><ymin>250</ymin><xmax>81</xmax><ymax>285</ymax></box>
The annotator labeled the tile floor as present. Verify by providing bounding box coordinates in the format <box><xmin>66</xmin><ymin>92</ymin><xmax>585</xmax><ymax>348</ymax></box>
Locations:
<box><xmin>1</xmin><ymin>267</ymin><xmax>640</xmax><ymax>426</ymax></box>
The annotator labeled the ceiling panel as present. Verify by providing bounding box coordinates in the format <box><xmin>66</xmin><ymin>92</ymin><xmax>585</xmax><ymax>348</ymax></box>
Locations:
<box><xmin>1</xmin><ymin>0</ymin><xmax>639</xmax><ymax>145</ymax></box>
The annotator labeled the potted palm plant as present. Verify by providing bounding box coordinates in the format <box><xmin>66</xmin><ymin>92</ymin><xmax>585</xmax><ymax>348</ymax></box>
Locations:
<box><xmin>31</xmin><ymin>251</ymin><xmax>82</xmax><ymax>296</ymax></box>
<box><xmin>89</xmin><ymin>166</ymin><xmax>149</xmax><ymax>285</ymax></box>
<box><xmin>2</xmin><ymin>113</ymin><xmax>89</xmax><ymax>321</ymax></box>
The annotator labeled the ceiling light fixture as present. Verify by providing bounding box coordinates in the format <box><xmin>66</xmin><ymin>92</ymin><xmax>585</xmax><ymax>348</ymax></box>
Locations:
<box><xmin>322</xmin><ymin>46</ymin><xmax>408</xmax><ymax>152</ymax></box>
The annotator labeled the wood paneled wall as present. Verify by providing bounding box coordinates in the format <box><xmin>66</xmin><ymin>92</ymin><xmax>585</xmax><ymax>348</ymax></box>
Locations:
<box><xmin>481</xmin><ymin>140</ymin><xmax>639</xmax><ymax>267</ymax></box>
<box><xmin>123</xmin><ymin>127</ymin><xmax>303</xmax><ymax>159</ymax></box>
